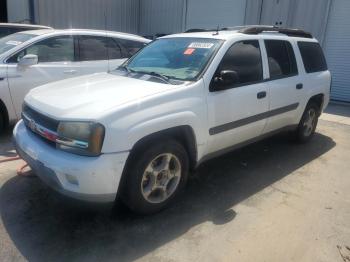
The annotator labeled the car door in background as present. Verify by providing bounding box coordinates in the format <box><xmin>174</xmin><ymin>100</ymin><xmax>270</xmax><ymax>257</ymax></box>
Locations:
<box><xmin>262</xmin><ymin>39</ymin><xmax>301</xmax><ymax>133</ymax></box>
<box><xmin>206</xmin><ymin>40</ymin><xmax>269</xmax><ymax>154</ymax></box>
<box><xmin>6</xmin><ymin>35</ymin><xmax>79</xmax><ymax>117</ymax></box>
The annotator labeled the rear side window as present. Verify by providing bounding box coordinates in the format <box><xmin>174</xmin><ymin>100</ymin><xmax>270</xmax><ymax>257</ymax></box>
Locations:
<box><xmin>78</xmin><ymin>36</ymin><xmax>123</xmax><ymax>61</ymax></box>
<box><xmin>117</xmin><ymin>38</ymin><xmax>147</xmax><ymax>57</ymax></box>
<box><xmin>217</xmin><ymin>40</ymin><xmax>263</xmax><ymax>86</ymax></box>
<box><xmin>265</xmin><ymin>40</ymin><xmax>298</xmax><ymax>79</ymax></box>
<box><xmin>298</xmin><ymin>42</ymin><xmax>327</xmax><ymax>73</ymax></box>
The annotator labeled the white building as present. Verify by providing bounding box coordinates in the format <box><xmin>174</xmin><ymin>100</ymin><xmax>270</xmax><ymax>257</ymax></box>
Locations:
<box><xmin>6</xmin><ymin>0</ymin><xmax>350</xmax><ymax>103</ymax></box>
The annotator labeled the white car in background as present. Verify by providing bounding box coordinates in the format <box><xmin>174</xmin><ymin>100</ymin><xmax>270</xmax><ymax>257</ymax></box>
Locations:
<box><xmin>0</xmin><ymin>29</ymin><xmax>150</xmax><ymax>131</ymax></box>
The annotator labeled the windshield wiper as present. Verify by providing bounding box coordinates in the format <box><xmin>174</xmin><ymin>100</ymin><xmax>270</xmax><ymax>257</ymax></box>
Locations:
<box><xmin>117</xmin><ymin>65</ymin><xmax>131</xmax><ymax>73</ymax></box>
<box><xmin>117</xmin><ymin>67</ymin><xmax>173</xmax><ymax>84</ymax></box>
<box><xmin>147</xmin><ymin>71</ymin><xmax>171</xmax><ymax>83</ymax></box>
<box><xmin>133</xmin><ymin>70</ymin><xmax>172</xmax><ymax>84</ymax></box>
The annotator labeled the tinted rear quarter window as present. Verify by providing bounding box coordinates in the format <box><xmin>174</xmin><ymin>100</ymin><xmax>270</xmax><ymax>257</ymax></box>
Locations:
<box><xmin>298</xmin><ymin>42</ymin><xmax>327</xmax><ymax>73</ymax></box>
<box><xmin>265</xmin><ymin>40</ymin><xmax>298</xmax><ymax>79</ymax></box>
<box><xmin>118</xmin><ymin>38</ymin><xmax>147</xmax><ymax>57</ymax></box>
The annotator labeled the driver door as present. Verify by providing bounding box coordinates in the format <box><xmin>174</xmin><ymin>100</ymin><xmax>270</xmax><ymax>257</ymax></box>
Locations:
<box><xmin>6</xmin><ymin>35</ymin><xmax>80</xmax><ymax>117</ymax></box>
<box><xmin>206</xmin><ymin>40</ymin><xmax>269</xmax><ymax>154</ymax></box>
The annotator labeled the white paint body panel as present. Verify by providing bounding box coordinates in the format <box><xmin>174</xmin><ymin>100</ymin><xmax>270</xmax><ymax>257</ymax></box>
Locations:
<box><xmin>14</xmin><ymin>30</ymin><xmax>331</xmax><ymax>201</ymax></box>
<box><xmin>14</xmin><ymin>121</ymin><xmax>128</xmax><ymax>200</ymax></box>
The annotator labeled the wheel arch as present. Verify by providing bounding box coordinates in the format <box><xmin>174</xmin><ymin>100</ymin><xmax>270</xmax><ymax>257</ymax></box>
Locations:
<box><xmin>130</xmin><ymin>125</ymin><xmax>197</xmax><ymax>169</ymax></box>
<box><xmin>117</xmin><ymin>125</ymin><xmax>198</xmax><ymax>196</ymax></box>
<box><xmin>307</xmin><ymin>93</ymin><xmax>325</xmax><ymax>116</ymax></box>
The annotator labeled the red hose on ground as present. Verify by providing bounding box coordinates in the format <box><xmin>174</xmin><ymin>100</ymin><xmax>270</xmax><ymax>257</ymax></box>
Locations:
<box><xmin>0</xmin><ymin>156</ymin><xmax>21</xmax><ymax>163</ymax></box>
<box><xmin>0</xmin><ymin>155</ymin><xmax>34</xmax><ymax>177</ymax></box>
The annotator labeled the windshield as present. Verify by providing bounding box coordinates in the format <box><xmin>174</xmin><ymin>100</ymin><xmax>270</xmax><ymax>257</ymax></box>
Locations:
<box><xmin>0</xmin><ymin>33</ymin><xmax>36</xmax><ymax>55</ymax></box>
<box><xmin>124</xmin><ymin>38</ymin><xmax>222</xmax><ymax>81</ymax></box>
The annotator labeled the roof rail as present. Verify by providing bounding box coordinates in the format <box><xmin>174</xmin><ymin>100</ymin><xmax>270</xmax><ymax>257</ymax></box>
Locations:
<box><xmin>184</xmin><ymin>28</ymin><xmax>216</xmax><ymax>33</ymax></box>
<box><xmin>239</xmin><ymin>26</ymin><xmax>313</xmax><ymax>38</ymax></box>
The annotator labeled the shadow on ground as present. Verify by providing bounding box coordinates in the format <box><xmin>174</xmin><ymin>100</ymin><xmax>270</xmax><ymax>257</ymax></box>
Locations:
<box><xmin>0</xmin><ymin>132</ymin><xmax>335</xmax><ymax>262</ymax></box>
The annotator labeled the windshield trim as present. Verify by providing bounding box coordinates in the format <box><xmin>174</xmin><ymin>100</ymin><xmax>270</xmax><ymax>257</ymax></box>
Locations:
<box><xmin>121</xmin><ymin>37</ymin><xmax>224</xmax><ymax>82</ymax></box>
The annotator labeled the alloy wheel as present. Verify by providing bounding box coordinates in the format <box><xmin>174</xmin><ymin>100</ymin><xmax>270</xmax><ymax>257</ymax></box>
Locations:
<box><xmin>141</xmin><ymin>153</ymin><xmax>182</xmax><ymax>204</ymax></box>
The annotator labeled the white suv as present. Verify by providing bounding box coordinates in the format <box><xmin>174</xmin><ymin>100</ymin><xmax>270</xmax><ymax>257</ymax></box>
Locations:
<box><xmin>0</xmin><ymin>29</ymin><xmax>150</xmax><ymax>130</ymax></box>
<box><xmin>13</xmin><ymin>26</ymin><xmax>331</xmax><ymax>214</ymax></box>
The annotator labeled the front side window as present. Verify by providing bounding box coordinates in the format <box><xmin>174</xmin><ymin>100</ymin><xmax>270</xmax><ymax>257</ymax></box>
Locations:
<box><xmin>8</xmin><ymin>35</ymin><xmax>74</xmax><ymax>63</ymax></box>
<box><xmin>265</xmin><ymin>40</ymin><xmax>298</xmax><ymax>79</ymax></box>
<box><xmin>0</xmin><ymin>33</ymin><xmax>36</xmax><ymax>56</ymax></box>
<box><xmin>214</xmin><ymin>40</ymin><xmax>263</xmax><ymax>87</ymax></box>
<box><xmin>298</xmin><ymin>42</ymin><xmax>327</xmax><ymax>73</ymax></box>
<box><xmin>124</xmin><ymin>37</ymin><xmax>222</xmax><ymax>81</ymax></box>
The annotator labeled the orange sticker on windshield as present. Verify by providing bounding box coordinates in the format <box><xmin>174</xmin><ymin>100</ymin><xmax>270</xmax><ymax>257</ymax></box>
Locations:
<box><xmin>184</xmin><ymin>48</ymin><xmax>195</xmax><ymax>55</ymax></box>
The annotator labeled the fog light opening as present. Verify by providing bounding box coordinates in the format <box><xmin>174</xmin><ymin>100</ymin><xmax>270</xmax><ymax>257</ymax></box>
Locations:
<box><xmin>65</xmin><ymin>174</ymin><xmax>79</xmax><ymax>186</ymax></box>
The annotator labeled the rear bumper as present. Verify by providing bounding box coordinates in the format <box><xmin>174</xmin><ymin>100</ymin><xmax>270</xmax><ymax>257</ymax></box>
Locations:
<box><xmin>13</xmin><ymin>120</ymin><xmax>129</xmax><ymax>203</ymax></box>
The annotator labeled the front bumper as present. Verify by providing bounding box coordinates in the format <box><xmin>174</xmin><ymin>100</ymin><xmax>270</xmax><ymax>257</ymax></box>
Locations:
<box><xmin>13</xmin><ymin>120</ymin><xmax>129</xmax><ymax>203</ymax></box>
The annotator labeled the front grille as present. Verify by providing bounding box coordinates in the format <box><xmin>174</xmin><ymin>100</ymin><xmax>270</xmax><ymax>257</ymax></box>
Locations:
<box><xmin>22</xmin><ymin>104</ymin><xmax>59</xmax><ymax>147</ymax></box>
<box><xmin>22</xmin><ymin>104</ymin><xmax>59</xmax><ymax>131</ymax></box>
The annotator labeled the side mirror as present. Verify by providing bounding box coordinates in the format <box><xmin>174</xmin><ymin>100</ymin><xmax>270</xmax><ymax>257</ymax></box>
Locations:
<box><xmin>210</xmin><ymin>70</ymin><xmax>239</xmax><ymax>91</ymax></box>
<box><xmin>18</xmin><ymin>54</ymin><xmax>38</xmax><ymax>67</ymax></box>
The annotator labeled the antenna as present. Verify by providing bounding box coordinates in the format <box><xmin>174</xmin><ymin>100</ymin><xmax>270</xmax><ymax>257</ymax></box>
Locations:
<box><xmin>213</xmin><ymin>25</ymin><xmax>220</xmax><ymax>35</ymax></box>
<box><xmin>104</xmin><ymin>12</ymin><xmax>111</xmax><ymax>73</ymax></box>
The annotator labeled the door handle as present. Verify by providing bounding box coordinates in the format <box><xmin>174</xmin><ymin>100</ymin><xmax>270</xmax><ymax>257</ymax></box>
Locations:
<box><xmin>64</xmin><ymin>70</ymin><xmax>77</xmax><ymax>75</ymax></box>
<box><xmin>257</xmin><ymin>91</ymin><xmax>267</xmax><ymax>99</ymax></box>
<box><xmin>296</xmin><ymin>83</ymin><xmax>303</xmax><ymax>90</ymax></box>
<box><xmin>0</xmin><ymin>77</ymin><xmax>4</xmax><ymax>81</ymax></box>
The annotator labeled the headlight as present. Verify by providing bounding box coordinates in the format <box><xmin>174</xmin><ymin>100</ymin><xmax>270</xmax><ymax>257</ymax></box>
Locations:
<box><xmin>56</xmin><ymin>122</ymin><xmax>105</xmax><ymax>156</ymax></box>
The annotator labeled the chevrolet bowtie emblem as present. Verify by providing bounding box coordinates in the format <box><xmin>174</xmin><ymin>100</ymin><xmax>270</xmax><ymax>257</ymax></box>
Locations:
<box><xmin>29</xmin><ymin>119</ymin><xmax>36</xmax><ymax>131</ymax></box>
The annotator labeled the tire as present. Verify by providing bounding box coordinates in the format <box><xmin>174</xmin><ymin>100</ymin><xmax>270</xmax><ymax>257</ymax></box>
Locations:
<box><xmin>0</xmin><ymin>113</ymin><xmax>4</xmax><ymax>133</ymax></box>
<box><xmin>121</xmin><ymin>139</ymin><xmax>189</xmax><ymax>214</ymax></box>
<box><xmin>294</xmin><ymin>102</ymin><xmax>319</xmax><ymax>143</ymax></box>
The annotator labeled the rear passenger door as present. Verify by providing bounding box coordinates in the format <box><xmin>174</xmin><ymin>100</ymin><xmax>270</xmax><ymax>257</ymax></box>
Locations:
<box><xmin>262</xmin><ymin>39</ymin><xmax>302</xmax><ymax>133</ymax></box>
<box><xmin>76</xmin><ymin>35</ymin><xmax>125</xmax><ymax>74</ymax></box>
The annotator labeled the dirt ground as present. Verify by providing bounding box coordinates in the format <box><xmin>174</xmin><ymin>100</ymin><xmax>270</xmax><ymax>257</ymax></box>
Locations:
<box><xmin>0</xmin><ymin>103</ymin><xmax>349</xmax><ymax>262</ymax></box>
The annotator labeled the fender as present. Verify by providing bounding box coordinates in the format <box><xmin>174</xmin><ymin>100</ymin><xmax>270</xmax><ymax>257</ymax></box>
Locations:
<box><xmin>126</xmin><ymin>111</ymin><xmax>206</xmax><ymax>160</ymax></box>
<box><xmin>103</xmin><ymin>110</ymin><xmax>208</xmax><ymax>160</ymax></box>
<box><xmin>101</xmin><ymin>79</ymin><xmax>209</xmax><ymax>157</ymax></box>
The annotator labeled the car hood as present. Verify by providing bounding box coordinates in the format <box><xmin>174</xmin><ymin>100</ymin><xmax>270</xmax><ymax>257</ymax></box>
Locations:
<box><xmin>25</xmin><ymin>72</ymin><xmax>178</xmax><ymax>120</ymax></box>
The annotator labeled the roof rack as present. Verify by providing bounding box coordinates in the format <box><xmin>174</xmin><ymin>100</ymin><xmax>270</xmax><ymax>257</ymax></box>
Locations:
<box><xmin>238</xmin><ymin>26</ymin><xmax>313</xmax><ymax>38</ymax></box>
<box><xmin>184</xmin><ymin>26</ymin><xmax>313</xmax><ymax>39</ymax></box>
<box><xmin>184</xmin><ymin>28</ymin><xmax>216</xmax><ymax>33</ymax></box>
